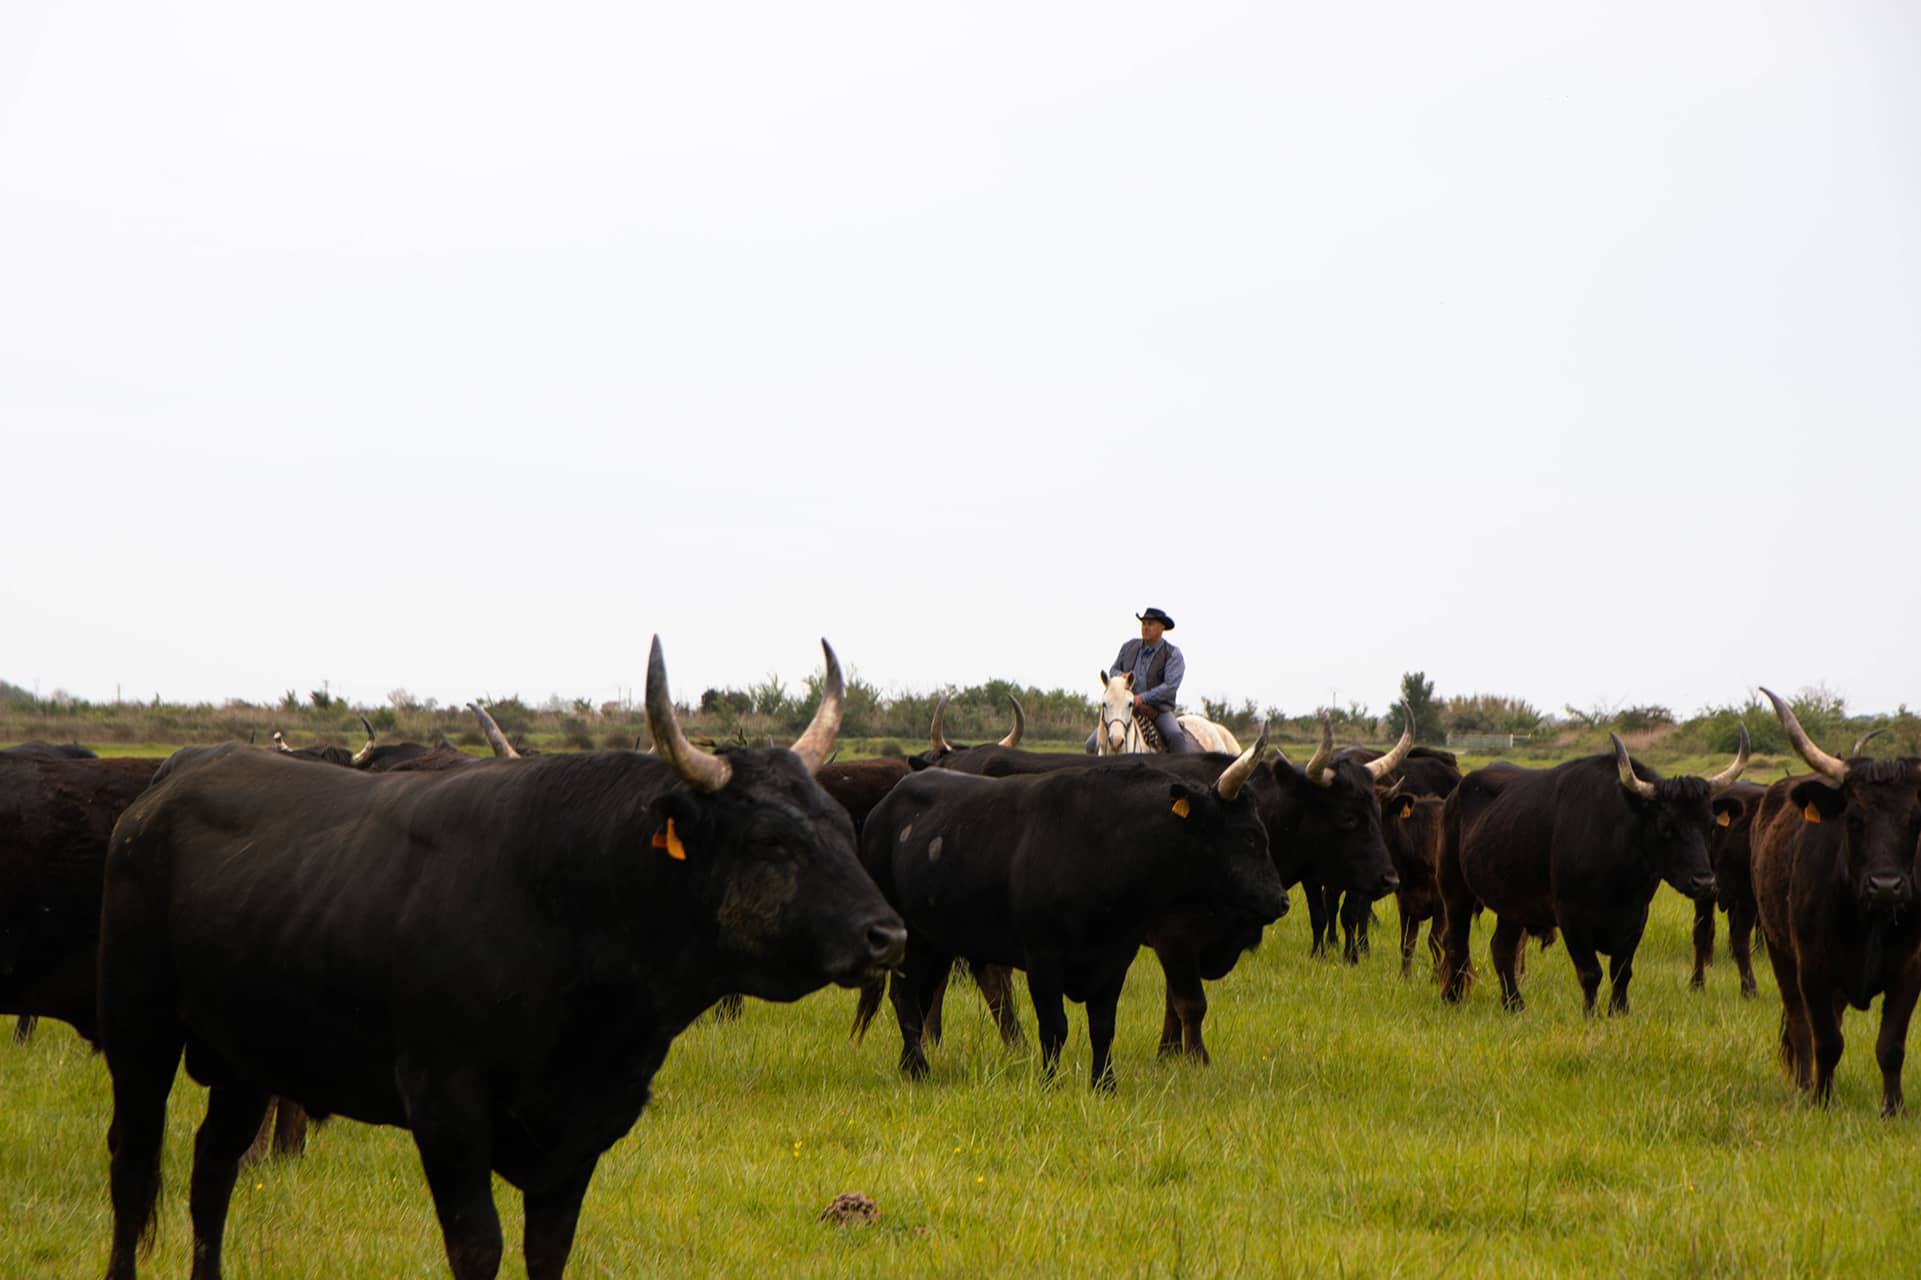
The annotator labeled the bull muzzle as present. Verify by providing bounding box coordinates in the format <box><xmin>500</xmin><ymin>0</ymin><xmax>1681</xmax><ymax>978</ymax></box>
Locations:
<box><xmin>1866</xmin><ymin>874</ymin><xmax>1912</xmax><ymax>911</ymax></box>
<box><xmin>864</xmin><ymin>919</ymin><xmax>908</xmax><ymax>970</ymax></box>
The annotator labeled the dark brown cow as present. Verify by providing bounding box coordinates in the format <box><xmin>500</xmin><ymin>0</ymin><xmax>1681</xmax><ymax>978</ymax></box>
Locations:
<box><xmin>1752</xmin><ymin>691</ymin><xmax>1921</xmax><ymax>1114</ymax></box>
<box><xmin>0</xmin><ymin>755</ymin><xmax>163</xmax><ymax>1043</ymax></box>
<box><xmin>1689</xmin><ymin>778</ymin><xmax>1768</xmax><ymax>997</ymax></box>
<box><xmin>1439</xmin><ymin>730</ymin><xmax>1748</xmax><ymax>1014</ymax></box>
<box><xmin>1382</xmin><ymin>791</ymin><xmax>1448</xmax><ymax>978</ymax></box>
<box><xmin>1321</xmin><ymin>746</ymin><xmax>1463</xmax><ymax>964</ymax></box>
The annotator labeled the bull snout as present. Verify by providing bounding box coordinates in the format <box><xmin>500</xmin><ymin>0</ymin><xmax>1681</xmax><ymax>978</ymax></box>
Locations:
<box><xmin>1376</xmin><ymin>870</ymin><xmax>1401</xmax><ymax>898</ymax></box>
<box><xmin>865</xmin><ymin>919</ymin><xmax>908</xmax><ymax>970</ymax></box>
<box><xmin>1866</xmin><ymin>874</ymin><xmax>1912</xmax><ymax>910</ymax></box>
<box><xmin>1685</xmin><ymin>872</ymin><xmax>1717</xmax><ymax>902</ymax></box>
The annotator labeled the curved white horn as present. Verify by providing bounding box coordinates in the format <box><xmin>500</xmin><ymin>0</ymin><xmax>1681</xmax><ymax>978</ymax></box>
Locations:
<box><xmin>1364</xmin><ymin>705</ymin><xmax>1415</xmax><ymax>782</ymax></box>
<box><xmin>929</xmin><ymin>695</ymin><xmax>953</xmax><ymax>755</ymax></box>
<box><xmin>469</xmin><ymin>702</ymin><xmax>521</xmax><ymax>759</ymax></box>
<box><xmin>1216</xmin><ymin>723</ymin><xmax>1269</xmax><ymax>801</ymax></box>
<box><xmin>1852</xmin><ymin>726</ymin><xmax>1888</xmax><ymax>758</ymax></box>
<box><xmin>647</xmin><ymin>636</ymin><xmax>732</xmax><ymax>792</ymax></box>
<box><xmin>351</xmin><ymin>714</ymin><xmax>378</xmax><ymax>767</ymax></box>
<box><xmin>1761</xmin><ymin>687</ymin><xmax>1848</xmax><ymax>783</ymax></box>
<box><xmin>788</xmin><ymin>639</ymin><xmax>844</xmax><ymax>775</ymax></box>
<box><xmin>1700</xmin><ymin>722</ymin><xmax>1749</xmax><ymax>794</ymax></box>
<box><xmin>999</xmin><ymin>695</ymin><xmax>1026</xmax><ymax>748</ymax></box>
<box><xmin>1304</xmin><ymin>719</ymin><xmax>1336</xmax><ymax>787</ymax></box>
<box><xmin>271</xmin><ymin>731</ymin><xmax>294</xmax><ymax>755</ymax></box>
<box><xmin>1611</xmin><ymin>733</ymin><xmax>1659</xmax><ymax>800</ymax></box>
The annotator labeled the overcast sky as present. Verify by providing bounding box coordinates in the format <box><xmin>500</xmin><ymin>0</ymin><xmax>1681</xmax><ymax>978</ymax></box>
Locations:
<box><xmin>4</xmin><ymin>2</ymin><xmax>1916</xmax><ymax>721</ymax></box>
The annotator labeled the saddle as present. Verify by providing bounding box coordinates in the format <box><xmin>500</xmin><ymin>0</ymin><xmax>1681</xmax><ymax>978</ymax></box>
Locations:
<box><xmin>1132</xmin><ymin>706</ymin><xmax>1200</xmax><ymax>753</ymax></box>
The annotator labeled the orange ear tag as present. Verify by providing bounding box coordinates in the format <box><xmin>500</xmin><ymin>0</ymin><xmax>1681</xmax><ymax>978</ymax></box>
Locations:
<box><xmin>1802</xmin><ymin>803</ymin><xmax>1822</xmax><ymax>824</ymax></box>
<box><xmin>1399</xmin><ymin>801</ymin><xmax>1414</xmax><ymax>819</ymax></box>
<box><xmin>651</xmin><ymin>818</ymin><xmax>688</xmax><ymax>860</ymax></box>
<box><xmin>1715</xmin><ymin>811</ymin><xmax>1731</xmax><ymax>828</ymax></box>
<box><xmin>1171</xmin><ymin>797</ymin><xmax>1191</xmax><ymax>818</ymax></box>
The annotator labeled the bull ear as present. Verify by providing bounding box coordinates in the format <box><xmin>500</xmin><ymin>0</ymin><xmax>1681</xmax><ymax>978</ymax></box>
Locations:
<box><xmin>1711</xmin><ymin>795</ymin><xmax>1747</xmax><ymax>829</ymax></box>
<box><xmin>1789</xmin><ymin>780</ymin><xmax>1844</xmax><ymax>825</ymax></box>
<box><xmin>1169</xmin><ymin>782</ymin><xmax>1198</xmax><ymax>820</ymax></box>
<box><xmin>648</xmin><ymin>794</ymin><xmax>699</xmax><ymax>858</ymax></box>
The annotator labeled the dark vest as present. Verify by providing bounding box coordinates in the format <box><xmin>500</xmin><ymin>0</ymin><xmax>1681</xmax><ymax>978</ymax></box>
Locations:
<box><xmin>1114</xmin><ymin>639</ymin><xmax>1176</xmax><ymax>707</ymax></box>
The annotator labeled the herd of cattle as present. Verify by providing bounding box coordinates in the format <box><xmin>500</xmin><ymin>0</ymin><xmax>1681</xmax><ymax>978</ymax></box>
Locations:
<box><xmin>2</xmin><ymin>644</ymin><xmax>1917</xmax><ymax>1279</ymax></box>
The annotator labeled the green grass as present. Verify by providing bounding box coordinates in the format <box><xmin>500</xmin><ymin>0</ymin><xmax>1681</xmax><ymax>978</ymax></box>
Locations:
<box><xmin>6</xmin><ymin>887</ymin><xmax>1918</xmax><ymax>1278</ymax></box>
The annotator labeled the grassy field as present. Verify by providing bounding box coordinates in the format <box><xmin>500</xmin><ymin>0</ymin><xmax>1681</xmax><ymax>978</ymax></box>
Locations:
<box><xmin>5</xmin><ymin>873</ymin><xmax>1918</xmax><ymax>1279</ymax></box>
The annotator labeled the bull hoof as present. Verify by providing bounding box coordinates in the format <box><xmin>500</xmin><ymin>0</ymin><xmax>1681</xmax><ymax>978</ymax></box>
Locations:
<box><xmin>1740</xmin><ymin>982</ymin><xmax>1757</xmax><ymax>999</ymax></box>
<box><xmin>1501</xmin><ymin>992</ymin><xmax>1525</xmax><ymax>1013</ymax></box>
<box><xmin>1688</xmin><ymin>972</ymin><xmax>1705</xmax><ymax>992</ymax></box>
<box><xmin>1157</xmin><ymin>1040</ymin><xmax>1182</xmax><ymax>1059</ymax></box>
<box><xmin>900</xmin><ymin>1050</ymin><xmax>929</xmax><ymax>1080</ymax></box>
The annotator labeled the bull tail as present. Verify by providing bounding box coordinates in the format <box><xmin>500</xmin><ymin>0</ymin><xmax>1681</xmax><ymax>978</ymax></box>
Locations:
<box><xmin>1533</xmin><ymin>926</ymin><xmax>1559</xmax><ymax>951</ymax></box>
<box><xmin>850</xmin><ymin>974</ymin><xmax>887</xmax><ymax>1044</ymax></box>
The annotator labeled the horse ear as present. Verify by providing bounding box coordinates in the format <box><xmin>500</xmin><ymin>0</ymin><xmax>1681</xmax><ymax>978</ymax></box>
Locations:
<box><xmin>1124</xmin><ymin>672</ymin><xmax>1135</xmax><ymax>689</ymax></box>
<box><xmin>1096</xmin><ymin>671</ymin><xmax>1109</xmax><ymax>691</ymax></box>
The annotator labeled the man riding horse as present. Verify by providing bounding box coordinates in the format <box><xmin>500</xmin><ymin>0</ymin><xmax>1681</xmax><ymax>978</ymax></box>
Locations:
<box><xmin>1087</xmin><ymin>607</ymin><xmax>1211</xmax><ymax>754</ymax></box>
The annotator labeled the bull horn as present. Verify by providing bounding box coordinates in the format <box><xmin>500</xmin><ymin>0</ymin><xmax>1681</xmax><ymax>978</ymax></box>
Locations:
<box><xmin>1611</xmin><ymin>733</ymin><xmax>1659</xmax><ymax>800</ymax></box>
<box><xmin>271</xmin><ymin>731</ymin><xmax>294</xmax><ymax>754</ymax></box>
<box><xmin>351</xmin><ymin>714</ymin><xmax>378</xmax><ymax>766</ymax></box>
<box><xmin>998</xmin><ymin>695</ymin><xmax>1026</xmax><ymax>748</ymax></box>
<box><xmin>1304</xmin><ymin>719</ymin><xmax>1336</xmax><ymax>787</ymax></box>
<box><xmin>929</xmin><ymin>695</ymin><xmax>953</xmax><ymax>755</ymax></box>
<box><xmin>788</xmin><ymin>638</ymin><xmax>844</xmax><ymax>775</ymax></box>
<box><xmin>469</xmin><ymin>702</ymin><xmax>521</xmax><ymax>759</ymax></box>
<box><xmin>1700</xmin><ymin>722</ymin><xmax>1750</xmax><ymax>793</ymax></box>
<box><xmin>1852</xmin><ymin>727</ymin><xmax>1888</xmax><ymax>757</ymax></box>
<box><xmin>1761</xmin><ymin>687</ymin><xmax>1849</xmax><ymax>783</ymax></box>
<box><xmin>1216</xmin><ymin>724</ymin><xmax>1269</xmax><ymax>801</ymax></box>
<box><xmin>647</xmin><ymin>636</ymin><xmax>732</xmax><ymax>792</ymax></box>
<box><xmin>1363</xmin><ymin>704</ymin><xmax>1415</xmax><ymax>782</ymax></box>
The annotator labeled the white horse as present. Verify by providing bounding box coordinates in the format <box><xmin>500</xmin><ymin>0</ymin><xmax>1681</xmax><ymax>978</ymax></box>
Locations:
<box><xmin>1094</xmin><ymin>672</ymin><xmax>1242</xmax><ymax>755</ymax></box>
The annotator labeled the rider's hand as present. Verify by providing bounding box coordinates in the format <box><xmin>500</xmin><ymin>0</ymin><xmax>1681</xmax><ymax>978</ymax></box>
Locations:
<box><xmin>1132</xmin><ymin>694</ymin><xmax>1147</xmax><ymax>711</ymax></box>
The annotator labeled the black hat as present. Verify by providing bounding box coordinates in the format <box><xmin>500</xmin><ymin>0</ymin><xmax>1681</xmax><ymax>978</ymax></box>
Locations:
<box><xmin>1136</xmin><ymin>607</ymin><xmax>1175</xmax><ymax>629</ymax></box>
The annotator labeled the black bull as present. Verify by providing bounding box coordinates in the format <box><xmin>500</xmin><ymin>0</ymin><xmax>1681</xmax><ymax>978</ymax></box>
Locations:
<box><xmin>97</xmin><ymin>638</ymin><xmax>904</xmax><ymax>1280</ymax></box>
<box><xmin>853</xmin><ymin>749</ymin><xmax>1283</xmax><ymax>1089</ymax></box>
<box><xmin>903</xmin><ymin>741</ymin><xmax>1397</xmax><ymax>1062</ymax></box>
<box><xmin>1752</xmin><ymin>688</ymin><xmax>1921</xmax><ymax>1115</ymax></box>
<box><xmin>1438</xmin><ymin>731</ymin><xmax>1747</xmax><ymax>1014</ymax></box>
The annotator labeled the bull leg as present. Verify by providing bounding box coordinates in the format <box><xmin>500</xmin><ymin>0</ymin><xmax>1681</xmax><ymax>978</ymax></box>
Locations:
<box><xmin>1397</xmin><ymin>897</ymin><xmax>1420</xmax><ymax>978</ymax></box>
<box><xmin>1340</xmin><ymin>892</ymin><xmax>1366</xmax><ymax>964</ymax></box>
<box><xmin>402</xmin><ymin>1065</ymin><xmax>504</xmax><ymax>1280</ymax></box>
<box><xmin>1490</xmin><ymin>917</ymin><xmax>1527</xmax><ymax>1012</ymax></box>
<box><xmin>1729</xmin><ymin>901</ymin><xmax>1759</xmax><ymax>998</ymax></box>
<box><xmin>1875</xmin><ymin>970</ymin><xmax>1921</xmax><ymax>1118</ymax></box>
<box><xmin>1767</xmin><ymin>940</ymin><xmax>1812</xmax><ymax>1091</ymax></box>
<box><xmin>1304</xmin><ymin>883</ymin><xmax>1331</xmax><ymax>957</ymax></box>
<box><xmin>972</xmin><ymin>963</ymin><xmax>1025</xmax><ymax>1047</ymax></box>
<box><xmin>1801</xmin><ymin>977</ymin><xmax>1846</xmax><ymax>1106</ymax></box>
<box><xmin>1026</xmin><ymin>962</ymin><xmax>1071</xmax><ymax>1082</ymax></box>
<box><xmin>1086</xmin><ymin>973</ymin><xmax>1127</xmax><ymax>1093</ymax></box>
<box><xmin>1561</xmin><ymin>931</ymin><xmax>1605</xmax><ymax>1017</ymax></box>
<box><xmin>920</xmin><ymin>963</ymin><xmax>951</xmax><ymax>1047</ymax></box>
<box><xmin>270</xmin><ymin>1099</ymin><xmax>308</xmax><ymax>1156</ymax></box>
<box><xmin>186</xmin><ymin>1082</ymin><xmax>273</xmax><ymax>1280</ymax></box>
<box><xmin>1436</xmin><ymin>817</ymin><xmax>1476</xmax><ymax>1003</ymax></box>
<box><xmin>104</xmin><ymin>1039</ymin><xmax>184</xmax><ymax>1280</ymax></box>
<box><xmin>522</xmin><ymin>1162</ymin><xmax>597</xmax><ymax>1280</ymax></box>
<box><xmin>1154</xmin><ymin>943</ymin><xmax>1209</xmax><ymax>1063</ymax></box>
<box><xmin>1690</xmin><ymin>898</ymin><xmax>1715</xmax><ymax>991</ymax></box>
<box><xmin>888</xmin><ymin>954</ymin><xmax>945</xmax><ymax>1079</ymax></box>
<box><xmin>1607</xmin><ymin>948</ymin><xmax>1637</xmax><ymax>1016</ymax></box>
<box><xmin>1426</xmin><ymin>922</ymin><xmax>1444</xmax><ymax>979</ymax></box>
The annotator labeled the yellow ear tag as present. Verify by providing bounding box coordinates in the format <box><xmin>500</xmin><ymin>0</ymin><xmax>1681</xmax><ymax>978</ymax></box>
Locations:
<box><xmin>1802</xmin><ymin>803</ymin><xmax>1822</xmax><ymax>824</ymax></box>
<box><xmin>1399</xmin><ymin>800</ymin><xmax>1414</xmax><ymax>819</ymax></box>
<box><xmin>1715</xmin><ymin>810</ymin><xmax>1731</xmax><ymax>827</ymax></box>
<box><xmin>651</xmin><ymin>818</ymin><xmax>687</xmax><ymax>860</ymax></box>
<box><xmin>1171</xmin><ymin>797</ymin><xmax>1191</xmax><ymax>818</ymax></box>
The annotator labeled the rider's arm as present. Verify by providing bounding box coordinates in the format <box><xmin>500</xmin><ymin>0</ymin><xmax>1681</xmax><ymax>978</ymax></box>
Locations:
<box><xmin>1138</xmin><ymin>647</ymin><xmax>1183</xmax><ymax>708</ymax></box>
